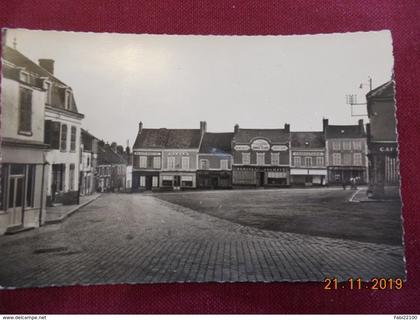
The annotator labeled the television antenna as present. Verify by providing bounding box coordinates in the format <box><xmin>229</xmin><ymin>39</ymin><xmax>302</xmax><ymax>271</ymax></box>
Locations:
<box><xmin>345</xmin><ymin>77</ymin><xmax>372</xmax><ymax>117</ymax></box>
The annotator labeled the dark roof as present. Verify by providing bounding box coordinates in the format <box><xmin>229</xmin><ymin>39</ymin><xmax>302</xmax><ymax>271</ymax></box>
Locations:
<box><xmin>133</xmin><ymin>128</ymin><xmax>203</xmax><ymax>149</ymax></box>
<box><xmin>81</xmin><ymin>129</ymin><xmax>98</xmax><ymax>152</ymax></box>
<box><xmin>97</xmin><ymin>144</ymin><xmax>127</xmax><ymax>165</ymax></box>
<box><xmin>233</xmin><ymin>128</ymin><xmax>290</xmax><ymax>144</ymax></box>
<box><xmin>366</xmin><ymin>80</ymin><xmax>395</xmax><ymax>99</ymax></box>
<box><xmin>199</xmin><ymin>132</ymin><xmax>234</xmax><ymax>154</ymax></box>
<box><xmin>2</xmin><ymin>46</ymin><xmax>80</xmax><ymax>114</ymax></box>
<box><xmin>325</xmin><ymin>125</ymin><xmax>366</xmax><ymax>139</ymax></box>
<box><xmin>291</xmin><ymin>131</ymin><xmax>325</xmax><ymax>148</ymax></box>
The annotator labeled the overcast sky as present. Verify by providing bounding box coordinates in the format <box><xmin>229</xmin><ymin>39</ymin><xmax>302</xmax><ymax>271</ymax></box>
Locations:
<box><xmin>3</xmin><ymin>29</ymin><xmax>393</xmax><ymax>147</ymax></box>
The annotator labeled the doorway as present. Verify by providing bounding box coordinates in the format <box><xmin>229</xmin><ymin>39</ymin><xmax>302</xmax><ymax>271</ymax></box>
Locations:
<box><xmin>8</xmin><ymin>174</ymin><xmax>24</xmax><ymax>228</ymax></box>
<box><xmin>145</xmin><ymin>176</ymin><xmax>153</xmax><ymax>190</ymax></box>
<box><xmin>258</xmin><ymin>172</ymin><xmax>265</xmax><ymax>187</ymax></box>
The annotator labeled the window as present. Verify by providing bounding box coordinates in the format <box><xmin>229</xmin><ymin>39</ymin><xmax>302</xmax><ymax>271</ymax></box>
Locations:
<box><xmin>220</xmin><ymin>159</ymin><xmax>229</xmax><ymax>170</ymax></box>
<box><xmin>65</xmin><ymin>90</ymin><xmax>72</xmax><ymax>110</ymax></box>
<box><xmin>69</xmin><ymin>164</ymin><xmax>75</xmax><ymax>191</ymax></box>
<box><xmin>200</xmin><ymin>159</ymin><xmax>209</xmax><ymax>170</ymax></box>
<box><xmin>139</xmin><ymin>176</ymin><xmax>146</xmax><ymax>187</ymax></box>
<box><xmin>343</xmin><ymin>153</ymin><xmax>352</xmax><ymax>165</ymax></box>
<box><xmin>20</xmin><ymin>71</ymin><xmax>30</xmax><ymax>83</ymax></box>
<box><xmin>18</xmin><ymin>87</ymin><xmax>32</xmax><ymax>134</ymax></box>
<box><xmin>332</xmin><ymin>153</ymin><xmax>341</xmax><ymax>165</ymax></box>
<box><xmin>60</xmin><ymin>124</ymin><xmax>68</xmax><ymax>151</ymax></box>
<box><xmin>152</xmin><ymin>176</ymin><xmax>159</xmax><ymax>187</ymax></box>
<box><xmin>271</xmin><ymin>153</ymin><xmax>280</xmax><ymax>166</ymax></box>
<box><xmin>343</xmin><ymin>140</ymin><xmax>352</xmax><ymax>150</ymax></box>
<box><xmin>87</xmin><ymin>156</ymin><xmax>90</xmax><ymax>168</ymax></box>
<box><xmin>139</xmin><ymin>156</ymin><xmax>147</xmax><ymax>168</ymax></box>
<box><xmin>133</xmin><ymin>155</ymin><xmax>140</xmax><ymax>168</ymax></box>
<box><xmin>181</xmin><ymin>157</ymin><xmax>190</xmax><ymax>169</ymax></box>
<box><xmin>353</xmin><ymin>141</ymin><xmax>362</xmax><ymax>150</ymax></box>
<box><xmin>153</xmin><ymin>157</ymin><xmax>161</xmax><ymax>169</ymax></box>
<box><xmin>242</xmin><ymin>153</ymin><xmax>250</xmax><ymax>165</ymax></box>
<box><xmin>147</xmin><ymin>156</ymin><xmax>154</xmax><ymax>168</ymax></box>
<box><xmin>256</xmin><ymin>153</ymin><xmax>265</xmax><ymax>166</ymax></box>
<box><xmin>354</xmin><ymin>153</ymin><xmax>362</xmax><ymax>166</ymax></box>
<box><xmin>70</xmin><ymin>126</ymin><xmax>77</xmax><ymax>152</ymax></box>
<box><xmin>167</xmin><ymin>157</ymin><xmax>176</xmax><ymax>169</ymax></box>
<box><xmin>181</xmin><ymin>176</ymin><xmax>193</xmax><ymax>187</ymax></box>
<box><xmin>294</xmin><ymin>156</ymin><xmax>301</xmax><ymax>167</ymax></box>
<box><xmin>304</xmin><ymin>157</ymin><xmax>312</xmax><ymax>167</ymax></box>
<box><xmin>162</xmin><ymin>176</ymin><xmax>173</xmax><ymax>187</ymax></box>
<box><xmin>316</xmin><ymin>156</ymin><xmax>324</xmax><ymax>166</ymax></box>
<box><xmin>44</xmin><ymin>81</ymin><xmax>52</xmax><ymax>105</ymax></box>
<box><xmin>332</xmin><ymin>141</ymin><xmax>341</xmax><ymax>150</ymax></box>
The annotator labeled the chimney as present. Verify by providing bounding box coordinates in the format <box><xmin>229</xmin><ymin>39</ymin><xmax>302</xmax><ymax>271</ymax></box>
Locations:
<box><xmin>358</xmin><ymin>119</ymin><xmax>364</xmax><ymax>134</ymax></box>
<box><xmin>200</xmin><ymin>121</ymin><xmax>207</xmax><ymax>134</ymax></box>
<box><xmin>38</xmin><ymin>59</ymin><xmax>55</xmax><ymax>75</ymax></box>
<box><xmin>234</xmin><ymin>124</ymin><xmax>239</xmax><ymax>134</ymax></box>
<box><xmin>138</xmin><ymin>121</ymin><xmax>143</xmax><ymax>134</ymax></box>
<box><xmin>284</xmin><ymin>123</ymin><xmax>290</xmax><ymax>133</ymax></box>
<box><xmin>323</xmin><ymin>118</ymin><xmax>329</xmax><ymax>132</ymax></box>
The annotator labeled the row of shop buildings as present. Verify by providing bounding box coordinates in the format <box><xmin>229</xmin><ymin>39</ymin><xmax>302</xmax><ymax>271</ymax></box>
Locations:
<box><xmin>0</xmin><ymin>46</ymin><xmax>132</xmax><ymax>235</ymax></box>
<box><xmin>131</xmin><ymin>118</ymin><xmax>370</xmax><ymax>191</ymax></box>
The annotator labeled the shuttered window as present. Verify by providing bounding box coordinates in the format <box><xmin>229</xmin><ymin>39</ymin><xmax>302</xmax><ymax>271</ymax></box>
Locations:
<box><xmin>18</xmin><ymin>87</ymin><xmax>32</xmax><ymax>134</ymax></box>
<box><xmin>60</xmin><ymin>124</ymin><xmax>68</xmax><ymax>151</ymax></box>
<box><xmin>70</xmin><ymin>126</ymin><xmax>77</xmax><ymax>152</ymax></box>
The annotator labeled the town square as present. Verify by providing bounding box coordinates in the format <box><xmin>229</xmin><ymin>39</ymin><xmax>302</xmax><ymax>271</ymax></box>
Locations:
<box><xmin>0</xmin><ymin>29</ymin><xmax>403</xmax><ymax>287</ymax></box>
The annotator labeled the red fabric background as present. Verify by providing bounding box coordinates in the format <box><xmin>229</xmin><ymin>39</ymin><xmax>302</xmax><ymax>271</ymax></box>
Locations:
<box><xmin>0</xmin><ymin>0</ymin><xmax>419</xmax><ymax>314</ymax></box>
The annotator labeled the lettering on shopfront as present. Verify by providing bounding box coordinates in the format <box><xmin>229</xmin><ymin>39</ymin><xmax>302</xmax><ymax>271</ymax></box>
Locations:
<box><xmin>234</xmin><ymin>145</ymin><xmax>251</xmax><ymax>151</ymax></box>
<box><xmin>292</xmin><ymin>151</ymin><xmax>324</xmax><ymax>156</ymax></box>
<box><xmin>379</xmin><ymin>146</ymin><xmax>397</xmax><ymax>153</ymax></box>
<box><xmin>271</xmin><ymin>145</ymin><xmax>288</xmax><ymax>151</ymax></box>
<box><xmin>251</xmin><ymin>139</ymin><xmax>270</xmax><ymax>151</ymax></box>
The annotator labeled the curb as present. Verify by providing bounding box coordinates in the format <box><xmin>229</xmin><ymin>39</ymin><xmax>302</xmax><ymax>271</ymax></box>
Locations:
<box><xmin>45</xmin><ymin>194</ymin><xmax>101</xmax><ymax>225</ymax></box>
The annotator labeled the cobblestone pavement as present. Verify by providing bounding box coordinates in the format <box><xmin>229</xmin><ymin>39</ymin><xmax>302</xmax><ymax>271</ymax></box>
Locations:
<box><xmin>0</xmin><ymin>190</ymin><xmax>405</xmax><ymax>288</ymax></box>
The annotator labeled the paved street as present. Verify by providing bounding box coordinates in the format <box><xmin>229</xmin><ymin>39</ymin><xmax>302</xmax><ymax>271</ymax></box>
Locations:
<box><xmin>0</xmin><ymin>188</ymin><xmax>405</xmax><ymax>288</ymax></box>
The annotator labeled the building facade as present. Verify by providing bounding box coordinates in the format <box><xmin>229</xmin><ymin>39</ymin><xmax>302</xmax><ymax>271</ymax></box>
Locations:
<box><xmin>96</xmin><ymin>142</ymin><xmax>127</xmax><ymax>192</ymax></box>
<box><xmin>132</xmin><ymin>121</ymin><xmax>205</xmax><ymax>191</ymax></box>
<box><xmin>324</xmin><ymin>119</ymin><xmax>368</xmax><ymax>185</ymax></box>
<box><xmin>197</xmin><ymin>132</ymin><xmax>234</xmax><ymax>189</ymax></box>
<box><xmin>232</xmin><ymin>124</ymin><xmax>291</xmax><ymax>187</ymax></box>
<box><xmin>80</xmin><ymin>129</ymin><xmax>98</xmax><ymax>196</ymax></box>
<box><xmin>290</xmin><ymin>131</ymin><xmax>327</xmax><ymax>186</ymax></box>
<box><xmin>366</xmin><ymin>80</ymin><xmax>399</xmax><ymax>198</ymax></box>
<box><xmin>0</xmin><ymin>46</ymin><xmax>49</xmax><ymax>234</ymax></box>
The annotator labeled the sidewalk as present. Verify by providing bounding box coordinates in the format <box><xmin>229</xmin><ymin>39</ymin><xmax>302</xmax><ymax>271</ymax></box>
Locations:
<box><xmin>45</xmin><ymin>193</ymin><xmax>101</xmax><ymax>224</ymax></box>
<box><xmin>350</xmin><ymin>187</ymin><xmax>401</xmax><ymax>203</ymax></box>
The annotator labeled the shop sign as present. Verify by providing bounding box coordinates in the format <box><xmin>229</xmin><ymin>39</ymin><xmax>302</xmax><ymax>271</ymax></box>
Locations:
<box><xmin>379</xmin><ymin>146</ymin><xmax>397</xmax><ymax>153</ymax></box>
<box><xmin>251</xmin><ymin>139</ymin><xmax>270</xmax><ymax>151</ymax></box>
<box><xmin>292</xmin><ymin>151</ymin><xmax>324</xmax><ymax>156</ymax></box>
<box><xmin>234</xmin><ymin>145</ymin><xmax>250</xmax><ymax>151</ymax></box>
<box><xmin>271</xmin><ymin>145</ymin><xmax>288</xmax><ymax>151</ymax></box>
<box><xmin>134</xmin><ymin>151</ymin><xmax>161</xmax><ymax>156</ymax></box>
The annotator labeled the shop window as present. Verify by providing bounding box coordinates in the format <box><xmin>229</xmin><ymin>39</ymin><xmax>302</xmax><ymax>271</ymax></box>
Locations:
<box><xmin>60</xmin><ymin>124</ymin><xmax>68</xmax><ymax>151</ymax></box>
<box><xmin>153</xmin><ymin>157</ymin><xmax>161</xmax><ymax>169</ymax></box>
<box><xmin>332</xmin><ymin>153</ymin><xmax>341</xmax><ymax>165</ymax></box>
<box><xmin>181</xmin><ymin>177</ymin><xmax>193</xmax><ymax>187</ymax></box>
<box><xmin>304</xmin><ymin>157</ymin><xmax>312</xmax><ymax>167</ymax></box>
<box><xmin>139</xmin><ymin>156</ymin><xmax>147</xmax><ymax>168</ymax></box>
<box><xmin>162</xmin><ymin>176</ymin><xmax>173</xmax><ymax>187</ymax></box>
<box><xmin>139</xmin><ymin>176</ymin><xmax>146</xmax><ymax>187</ymax></box>
<box><xmin>271</xmin><ymin>153</ymin><xmax>280</xmax><ymax>166</ymax></box>
<box><xmin>70</xmin><ymin>126</ymin><xmax>77</xmax><ymax>152</ymax></box>
<box><xmin>167</xmin><ymin>157</ymin><xmax>176</xmax><ymax>169</ymax></box>
<box><xmin>152</xmin><ymin>176</ymin><xmax>159</xmax><ymax>187</ymax></box>
<box><xmin>354</xmin><ymin>153</ymin><xmax>362</xmax><ymax>166</ymax></box>
<box><xmin>332</xmin><ymin>141</ymin><xmax>341</xmax><ymax>150</ymax></box>
<box><xmin>18</xmin><ymin>87</ymin><xmax>32</xmax><ymax>135</ymax></box>
<box><xmin>242</xmin><ymin>153</ymin><xmax>250</xmax><ymax>165</ymax></box>
<box><xmin>200</xmin><ymin>159</ymin><xmax>209</xmax><ymax>170</ymax></box>
<box><xmin>343</xmin><ymin>140</ymin><xmax>352</xmax><ymax>150</ymax></box>
<box><xmin>181</xmin><ymin>157</ymin><xmax>190</xmax><ymax>169</ymax></box>
<box><xmin>220</xmin><ymin>159</ymin><xmax>229</xmax><ymax>170</ymax></box>
<box><xmin>294</xmin><ymin>156</ymin><xmax>301</xmax><ymax>167</ymax></box>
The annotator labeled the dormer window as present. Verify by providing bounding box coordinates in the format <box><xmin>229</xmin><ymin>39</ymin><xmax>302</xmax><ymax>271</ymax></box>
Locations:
<box><xmin>65</xmin><ymin>89</ymin><xmax>72</xmax><ymax>110</ymax></box>
<box><xmin>43</xmin><ymin>80</ymin><xmax>52</xmax><ymax>105</ymax></box>
<box><xmin>19</xmin><ymin>70</ymin><xmax>30</xmax><ymax>83</ymax></box>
